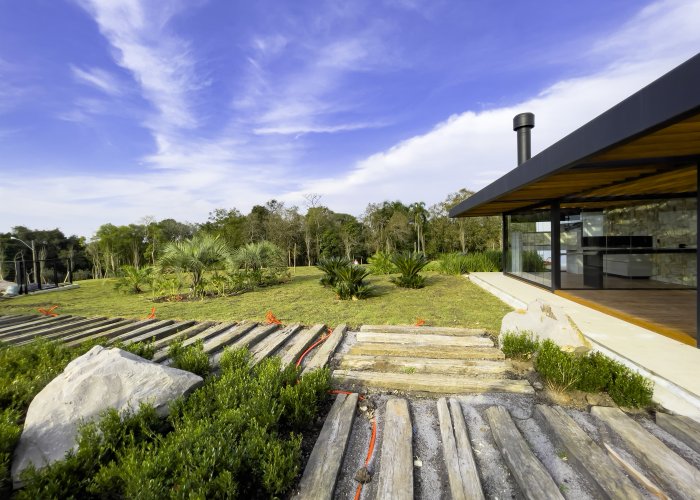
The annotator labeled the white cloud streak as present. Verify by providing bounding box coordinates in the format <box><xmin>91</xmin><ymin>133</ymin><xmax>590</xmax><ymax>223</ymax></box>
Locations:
<box><xmin>70</xmin><ymin>65</ymin><xmax>124</xmax><ymax>95</ymax></box>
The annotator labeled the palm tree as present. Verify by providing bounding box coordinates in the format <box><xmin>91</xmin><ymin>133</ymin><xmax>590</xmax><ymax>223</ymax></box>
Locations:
<box><xmin>159</xmin><ymin>234</ymin><xmax>229</xmax><ymax>293</ymax></box>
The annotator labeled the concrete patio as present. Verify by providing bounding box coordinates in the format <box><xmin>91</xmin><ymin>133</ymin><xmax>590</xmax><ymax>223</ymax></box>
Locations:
<box><xmin>469</xmin><ymin>272</ymin><xmax>700</xmax><ymax>421</ymax></box>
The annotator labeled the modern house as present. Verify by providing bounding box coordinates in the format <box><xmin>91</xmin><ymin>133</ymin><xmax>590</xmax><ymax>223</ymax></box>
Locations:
<box><xmin>450</xmin><ymin>54</ymin><xmax>700</xmax><ymax>347</ymax></box>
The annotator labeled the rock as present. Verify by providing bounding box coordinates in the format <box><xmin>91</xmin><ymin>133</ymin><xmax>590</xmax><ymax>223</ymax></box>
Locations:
<box><xmin>533</xmin><ymin>381</ymin><xmax>544</xmax><ymax>391</ymax></box>
<box><xmin>12</xmin><ymin>346</ymin><xmax>203</xmax><ymax>485</ymax></box>
<box><xmin>500</xmin><ymin>299</ymin><xmax>591</xmax><ymax>351</ymax></box>
<box><xmin>586</xmin><ymin>392</ymin><xmax>615</xmax><ymax>407</ymax></box>
<box><xmin>354</xmin><ymin>466</ymin><xmax>372</xmax><ymax>483</ymax></box>
<box><xmin>414</xmin><ymin>457</ymin><xmax>423</xmax><ymax>467</ymax></box>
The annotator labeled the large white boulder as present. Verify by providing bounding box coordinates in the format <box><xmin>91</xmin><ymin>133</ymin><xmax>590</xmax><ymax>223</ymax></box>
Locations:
<box><xmin>11</xmin><ymin>346</ymin><xmax>203</xmax><ymax>485</ymax></box>
<box><xmin>500</xmin><ymin>298</ymin><xmax>591</xmax><ymax>352</ymax></box>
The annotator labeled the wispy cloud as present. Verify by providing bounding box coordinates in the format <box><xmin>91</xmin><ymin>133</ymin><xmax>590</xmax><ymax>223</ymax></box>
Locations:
<box><xmin>70</xmin><ymin>65</ymin><xmax>124</xmax><ymax>95</ymax></box>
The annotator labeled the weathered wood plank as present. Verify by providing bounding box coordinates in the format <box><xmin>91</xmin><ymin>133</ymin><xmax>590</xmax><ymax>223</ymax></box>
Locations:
<box><xmin>151</xmin><ymin>321</ymin><xmax>218</xmax><ymax>350</ymax></box>
<box><xmin>591</xmin><ymin>406</ymin><xmax>700</xmax><ymax>500</ymax></box>
<box><xmin>58</xmin><ymin>318</ymin><xmax>134</xmax><ymax>345</ymax></box>
<box><xmin>536</xmin><ymin>404</ymin><xmax>642</xmax><ymax>500</ymax></box>
<box><xmin>121</xmin><ymin>320</ymin><xmax>197</xmax><ymax>346</ymax></box>
<box><xmin>15</xmin><ymin>318</ymin><xmax>120</xmax><ymax>345</ymax></box>
<box><xmin>656</xmin><ymin>412</ymin><xmax>700</xmax><ymax>455</ymax></box>
<box><xmin>230</xmin><ymin>323</ymin><xmax>277</xmax><ymax>350</ymax></box>
<box><xmin>438</xmin><ymin>398</ymin><xmax>484</xmax><ymax>500</ymax></box>
<box><xmin>250</xmin><ymin>324</ymin><xmax>303</xmax><ymax>365</ymax></box>
<box><xmin>359</xmin><ymin>324</ymin><xmax>486</xmax><ymax>336</ymax></box>
<box><xmin>348</xmin><ymin>343</ymin><xmax>505</xmax><ymax>360</ymax></box>
<box><xmin>356</xmin><ymin>331</ymin><xmax>493</xmax><ymax>347</ymax></box>
<box><xmin>108</xmin><ymin>320</ymin><xmax>175</xmax><ymax>344</ymax></box>
<box><xmin>203</xmin><ymin>322</ymin><xmax>259</xmax><ymax>354</ymax></box>
<box><xmin>152</xmin><ymin>322</ymin><xmax>236</xmax><ymax>363</ymax></box>
<box><xmin>279</xmin><ymin>324</ymin><xmax>326</xmax><ymax>367</ymax></box>
<box><xmin>65</xmin><ymin>319</ymin><xmax>157</xmax><ymax>347</ymax></box>
<box><xmin>376</xmin><ymin>398</ymin><xmax>413</xmax><ymax>500</ymax></box>
<box><xmin>603</xmin><ymin>443</ymin><xmax>670</xmax><ymax>500</ymax></box>
<box><xmin>0</xmin><ymin>315</ymin><xmax>74</xmax><ymax>336</ymax></box>
<box><xmin>485</xmin><ymin>406</ymin><xmax>564</xmax><ymax>500</ymax></box>
<box><xmin>302</xmin><ymin>324</ymin><xmax>347</xmax><ymax>375</ymax></box>
<box><xmin>0</xmin><ymin>315</ymin><xmax>39</xmax><ymax>327</ymax></box>
<box><xmin>339</xmin><ymin>354</ymin><xmax>508</xmax><ymax>376</ymax></box>
<box><xmin>333</xmin><ymin>370</ymin><xmax>533</xmax><ymax>395</ymax></box>
<box><xmin>1</xmin><ymin>317</ymin><xmax>98</xmax><ymax>344</ymax></box>
<box><xmin>296</xmin><ymin>393</ymin><xmax>358</xmax><ymax>500</ymax></box>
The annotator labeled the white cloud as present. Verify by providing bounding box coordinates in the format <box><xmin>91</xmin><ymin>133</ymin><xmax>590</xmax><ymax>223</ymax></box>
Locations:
<box><xmin>70</xmin><ymin>65</ymin><xmax>124</xmax><ymax>95</ymax></box>
<box><xmin>3</xmin><ymin>0</ymin><xmax>699</xmax><ymax>237</ymax></box>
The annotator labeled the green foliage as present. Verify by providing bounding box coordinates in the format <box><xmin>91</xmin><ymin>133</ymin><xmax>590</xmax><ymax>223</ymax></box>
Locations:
<box><xmin>167</xmin><ymin>339</ymin><xmax>211</xmax><ymax>377</ymax></box>
<box><xmin>316</xmin><ymin>256</ymin><xmax>351</xmax><ymax>287</ymax></box>
<box><xmin>112</xmin><ymin>339</ymin><xmax>156</xmax><ymax>360</ymax></box>
<box><xmin>532</xmin><ymin>340</ymin><xmax>653</xmax><ymax>407</ymax></box>
<box><xmin>159</xmin><ymin>234</ymin><xmax>230</xmax><ymax>294</ymax></box>
<box><xmin>228</xmin><ymin>241</ymin><xmax>290</xmax><ymax>292</ymax></box>
<box><xmin>367</xmin><ymin>251</ymin><xmax>397</xmax><ymax>274</ymax></box>
<box><xmin>113</xmin><ymin>265</ymin><xmax>153</xmax><ymax>294</ymax></box>
<box><xmin>391</xmin><ymin>251</ymin><xmax>428</xmax><ymax>288</ymax></box>
<box><xmin>333</xmin><ymin>265</ymin><xmax>373</xmax><ymax>300</ymax></box>
<box><xmin>500</xmin><ymin>331</ymin><xmax>540</xmax><ymax>360</ymax></box>
<box><xmin>0</xmin><ymin>408</ymin><xmax>21</xmax><ymax>491</ymax></box>
<box><xmin>438</xmin><ymin>251</ymin><xmax>502</xmax><ymax>275</ymax></box>
<box><xmin>17</xmin><ymin>347</ymin><xmax>330</xmax><ymax>498</ymax></box>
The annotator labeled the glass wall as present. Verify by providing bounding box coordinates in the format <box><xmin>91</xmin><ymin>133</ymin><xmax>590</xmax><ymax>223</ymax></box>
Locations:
<box><xmin>506</xmin><ymin>209</ymin><xmax>552</xmax><ymax>288</ymax></box>
<box><xmin>558</xmin><ymin>198</ymin><xmax>697</xmax><ymax>289</ymax></box>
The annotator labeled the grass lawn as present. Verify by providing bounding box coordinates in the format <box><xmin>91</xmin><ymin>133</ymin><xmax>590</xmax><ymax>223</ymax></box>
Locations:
<box><xmin>0</xmin><ymin>267</ymin><xmax>511</xmax><ymax>332</ymax></box>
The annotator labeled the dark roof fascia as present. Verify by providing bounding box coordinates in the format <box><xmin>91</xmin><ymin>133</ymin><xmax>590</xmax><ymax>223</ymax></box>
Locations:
<box><xmin>449</xmin><ymin>53</ymin><xmax>700</xmax><ymax>218</ymax></box>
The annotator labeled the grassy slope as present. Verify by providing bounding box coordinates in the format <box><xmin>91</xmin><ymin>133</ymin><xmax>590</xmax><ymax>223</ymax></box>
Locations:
<box><xmin>0</xmin><ymin>267</ymin><xmax>511</xmax><ymax>332</ymax></box>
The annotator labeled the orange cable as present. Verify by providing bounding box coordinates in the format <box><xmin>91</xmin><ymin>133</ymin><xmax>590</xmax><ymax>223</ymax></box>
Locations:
<box><xmin>354</xmin><ymin>416</ymin><xmax>377</xmax><ymax>500</ymax></box>
<box><xmin>295</xmin><ymin>332</ymin><xmax>330</xmax><ymax>368</ymax></box>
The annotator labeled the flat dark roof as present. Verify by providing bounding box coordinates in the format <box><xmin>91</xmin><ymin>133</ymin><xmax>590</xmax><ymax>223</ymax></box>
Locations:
<box><xmin>450</xmin><ymin>53</ymin><xmax>700</xmax><ymax>218</ymax></box>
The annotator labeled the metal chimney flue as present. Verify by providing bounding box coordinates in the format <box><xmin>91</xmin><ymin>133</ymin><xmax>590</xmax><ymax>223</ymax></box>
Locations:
<box><xmin>513</xmin><ymin>112</ymin><xmax>535</xmax><ymax>166</ymax></box>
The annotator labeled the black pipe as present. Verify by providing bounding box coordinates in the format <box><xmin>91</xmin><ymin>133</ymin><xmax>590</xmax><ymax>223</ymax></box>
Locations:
<box><xmin>513</xmin><ymin>112</ymin><xmax>535</xmax><ymax>166</ymax></box>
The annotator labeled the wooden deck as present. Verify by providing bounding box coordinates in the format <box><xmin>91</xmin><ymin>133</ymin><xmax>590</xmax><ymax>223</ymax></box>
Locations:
<box><xmin>555</xmin><ymin>289</ymin><xmax>696</xmax><ymax>345</ymax></box>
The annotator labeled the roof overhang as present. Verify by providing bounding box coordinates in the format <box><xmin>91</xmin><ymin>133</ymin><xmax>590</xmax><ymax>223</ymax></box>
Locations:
<box><xmin>450</xmin><ymin>53</ymin><xmax>700</xmax><ymax>218</ymax></box>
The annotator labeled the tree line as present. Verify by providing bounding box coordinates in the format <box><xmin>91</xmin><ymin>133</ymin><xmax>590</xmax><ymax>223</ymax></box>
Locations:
<box><xmin>0</xmin><ymin>189</ymin><xmax>501</xmax><ymax>280</ymax></box>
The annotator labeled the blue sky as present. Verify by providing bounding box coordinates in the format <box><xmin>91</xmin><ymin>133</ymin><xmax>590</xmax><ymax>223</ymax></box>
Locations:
<box><xmin>1</xmin><ymin>0</ymin><xmax>699</xmax><ymax>237</ymax></box>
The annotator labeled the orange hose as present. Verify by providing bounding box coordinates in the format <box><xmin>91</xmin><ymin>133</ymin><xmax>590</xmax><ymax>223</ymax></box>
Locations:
<box><xmin>328</xmin><ymin>389</ymin><xmax>365</xmax><ymax>401</ymax></box>
<box><xmin>295</xmin><ymin>333</ymin><xmax>329</xmax><ymax>368</ymax></box>
<box><xmin>354</xmin><ymin>416</ymin><xmax>377</xmax><ymax>500</ymax></box>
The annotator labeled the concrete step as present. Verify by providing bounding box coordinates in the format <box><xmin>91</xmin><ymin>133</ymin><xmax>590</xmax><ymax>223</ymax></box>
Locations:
<box><xmin>591</xmin><ymin>406</ymin><xmax>700</xmax><ymax>499</ymax></box>
<box><xmin>438</xmin><ymin>397</ymin><xmax>484</xmax><ymax>500</ymax></box>
<box><xmin>296</xmin><ymin>393</ymin><xmax>358</xmax><ymax>500</ymax></box>
<box><xmin>338</xmin><ymin>354</ymin><xmax>509</xmax><ymax>377</ymax></box>
<box><xmin>535</xmin><ymin>404</ymin><xmax>643</xmax><ymax>499</ymax></box>
<box><xmin>485</xmin><ymin>406</ymin><xmax>564</xmax><ymax>500</ymax></box>
<box><xmin>376</xmin><ymin>398</ymin><xmax>413</xmax><ymax>500</ymax></box>
<box><xmin>348</xmin><ymin>342</ymin><xmax>505</xmax><ymax>360</ymax></box>
<box><xmin>332</xmin><ymin>370</ymin><xmax>533</xmax><ymax>395</ymax></box>
<box><xmin>360</xmin><ymin>324</ymin><xmax>486</xmax><ymax>336</ymax></box>
<box><xmin>355</xmin><ymin>331</ymin><xmax>493</xmax><ymax>347</ymax></box>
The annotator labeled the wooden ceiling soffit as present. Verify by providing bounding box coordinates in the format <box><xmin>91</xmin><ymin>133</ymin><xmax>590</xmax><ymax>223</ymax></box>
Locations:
<box><xmin>578</xmin><ymin>166</ymin><xmax>697</xmax><ymax>198</ymax></box>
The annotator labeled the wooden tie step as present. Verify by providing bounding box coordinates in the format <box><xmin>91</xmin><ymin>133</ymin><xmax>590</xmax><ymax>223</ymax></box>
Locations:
<box><xmin>591</xmin><ymin>406</ymin><xmax>700</xmax><ymax>499</ymax></box>
<box><xmin>296</xmin><ymin>392</ymin><xmax>358</xmax><ymax>500</ymax></box>
<box><xmin>536</xmin><ymin>404</ymin><xmax>642</xmax><ymax>499</ymax></box>
<box><xmin>485</xmin><ymin>406</ymin><xmax>564</xmax><ymax>500</ymax></box>
<box><xmin>656</xmin><ymin>412</ymin><xmax>700</xmax><ymax>455</ymax></box>
<box><xmin>348</xmin><ymin>342</ymin><xmax>504</xmax><ymax>360</ymax></box>
<box><xmin>333</xmin><ymin>370</ymin><xmax>533</xmax><ymax>395</ymax></box>
<box><xmin>302</xmin><ymin>324</ymin><xmax>347</xmax><ymax>375</ymax></box>
<box><xmin>360</xmin><ymin>324</ymin><xmax>486</xmax><ymax>336</ymax></box>
<box><xmin>355</xmin><ymin>331</ymin><xmax>493</xmax><ymax>347</ymax></box>
<box><xmin>338</xmin><ymin>354</ymin><xmax>509</xmax><ymax>377</ymax></box>
<box><xmin>250</xmin><ymin>324</ymin><xmax>302</xmax><ymax>365</ymax></box>
<box><xmin>376</xmin><ymin>398</ymin><xmax>413</xmax><ymax>500</ymax></box>
<box><xmin>279</xmin><ymin>324</ymin><xmax>325</xmax><ymax>366</ymax></box>
<box><xmin>438</xmin><ymin>397</ymin><xmax>484</xmax><ymax>500</ymax></box>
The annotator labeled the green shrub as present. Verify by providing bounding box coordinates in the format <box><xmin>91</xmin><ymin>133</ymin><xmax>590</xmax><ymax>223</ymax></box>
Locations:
<box><xmin>114</xmin><ymin>265</ymin><xmax>153</xmax><ymax>294</ymax></box>
<box><xmin>112</xmin><ymin>339</ymin><xmax>156</xmax><ymax>360</ymax></box>
<box><xmin>607</xmin><ymin>369</ymin><xmax>653</xmax><ymax>408</ymax></box>
<box><xmin>501</xmin><ymin>331</ymin><xmax>540</xmax><ymax>360</ymax></box>
<box><xmin>391</xmin><ymin>251</ymin><xmax>428</xmax><ymax>288</ymax></box>
<box><xmin>167</xmin><ymin>339</ymin><xmax>211</xmax><ymax>377</ymax></box>
<box><xmin>0</xmin><ymin>408</ymin><xmax>21</xmax><ymax>491</ymax></box>
<box><xmin>575</xmin><ymin>351</ymin><xmax>614</xmax><ymax>393</ymax></box>
<box><xmin>18</xmin><ymin>347</ymin><xmax>331</xmax><ymax>498</ymax></box>
<box><xmin>333</xmin><ymin>265</ymin><xmax>373</xmax><ymax>300</ymax></box>
<box><xmin>438</xmin><ymin>252</ymin><xmax>501</xmax><ymax>275</ymax></box>
<box><xmin>367</xmin><ymin>251</ymin><xmax>396</xmax><ymax>274</ymax></box>
<box><xmin>534</xmin><ymin>340</ymin><xmax>581</xmax><ymax>392</ymax></box>
<box><xmin>316</xmin><ymin>256</ymin><xmax>351</xmax><ymax>287</ymax></box>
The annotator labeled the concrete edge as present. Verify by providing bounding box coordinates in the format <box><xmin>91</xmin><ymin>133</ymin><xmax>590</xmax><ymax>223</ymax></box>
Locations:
<box><xmin>466</xmin><ymin>273</ymin><xmax>700</xmax><ymax>421</ymax></box>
